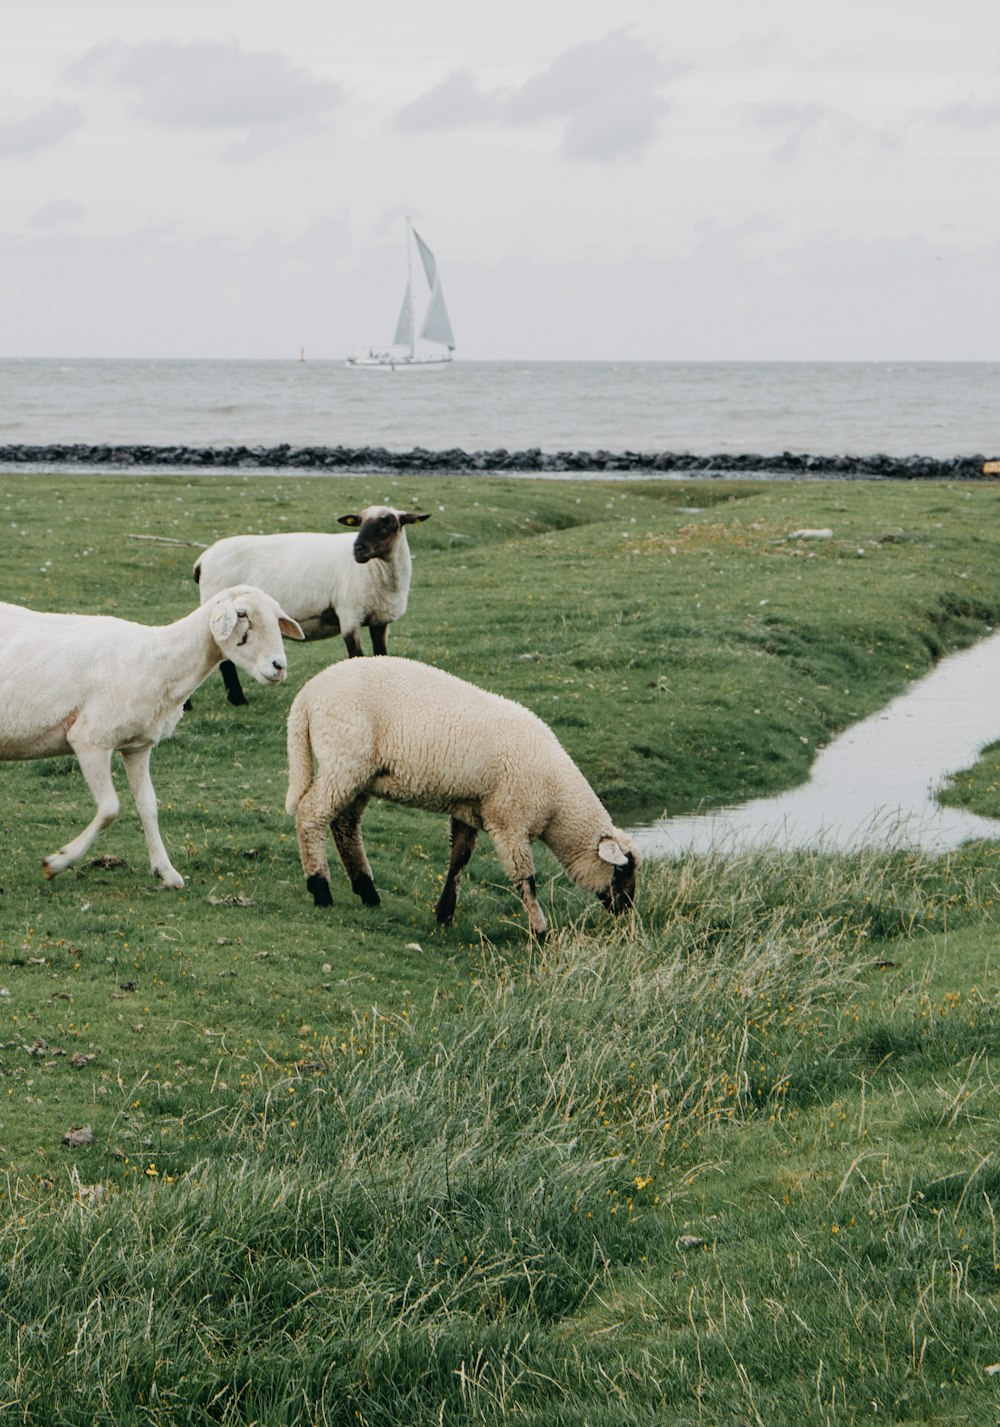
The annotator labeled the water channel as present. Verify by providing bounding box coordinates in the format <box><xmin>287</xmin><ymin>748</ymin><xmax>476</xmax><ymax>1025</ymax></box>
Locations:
<box><xmin>631</xmin><ymin>632</ymin><xmax>1000</xmax><ymax>859</ymax></box>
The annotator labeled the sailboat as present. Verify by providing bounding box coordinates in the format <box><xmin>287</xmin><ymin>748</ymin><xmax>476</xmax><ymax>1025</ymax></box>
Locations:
<box><xmin>346</xmin><ymin>219</ymin><xmax>455</xmax><ymax>370</ymax></box>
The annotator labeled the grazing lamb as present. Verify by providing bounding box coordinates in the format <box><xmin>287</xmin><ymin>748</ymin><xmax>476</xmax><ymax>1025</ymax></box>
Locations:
<box><xmin>0</xmin><ymin>587</ymin><xmax>304</xmax><ymax>887</ymax></box>
<box><xmin>285</xmin><ymin>657</ymin><xmax>639</xmax><ymax>940</ymax></box>
<box><xmin>193</xmin><ymin>505</ymin><xmax>431</xmax><ymax>705</ymax></box>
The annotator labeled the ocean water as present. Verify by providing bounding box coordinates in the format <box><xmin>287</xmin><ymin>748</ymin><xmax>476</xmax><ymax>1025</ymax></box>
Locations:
<box><xmin>2</xmin><ymin>358</ymin><xmax>1000</xmax><ymax>457</ymax></box>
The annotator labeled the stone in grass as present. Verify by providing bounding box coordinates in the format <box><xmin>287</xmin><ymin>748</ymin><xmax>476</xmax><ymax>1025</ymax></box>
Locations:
<box><xmin>676</xmin><ymin>1234</ymin><xmax>707</xmax><ymax>1250</ymax></box>
<box><xmin>62</xmin><ymin>1125</ymin><xmax>94</xmax><ymax>1148</ymax></box>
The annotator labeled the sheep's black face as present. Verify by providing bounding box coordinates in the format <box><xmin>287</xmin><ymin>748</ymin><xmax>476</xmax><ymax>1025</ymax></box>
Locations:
<box><xmin>353</xmin><ymin>513</ymin><xmax>400</xmax><ymax>564</ymax></box>
<box><xmin>598</xmin><ymin>853</ymin><xmax>636</xmax><ymax>915</ymax></box>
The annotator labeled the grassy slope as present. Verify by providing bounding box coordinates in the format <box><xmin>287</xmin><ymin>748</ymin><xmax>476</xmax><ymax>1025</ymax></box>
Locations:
<box><xmin>1</xmin><ymin>472</ymin><xmax>999</xmax><ymax>1423</ymax></box>
<box><xmin>939</xmin><ymin>740</ymin><xmax>1000</xmax><ymax>819</ymax></box>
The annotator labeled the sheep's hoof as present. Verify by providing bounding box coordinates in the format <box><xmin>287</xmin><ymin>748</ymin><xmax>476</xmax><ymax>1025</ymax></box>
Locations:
<box><xmin>434</xmin><ymin>897</ymin><xmax>455</xmax><ymax>925</ymax></box>
<box><xmin>352</xmin><ymin>874</ymin><xmax>381</xmax><ymax>908</ymax></box>
<box><xmin>306</xmin><ymin>874</ymin><xmax>334</xmax><ymax>907</ymax></box>
<box><xmin>226</xmin><ymin>690</ymin><xmax>249</xmax><ymax>707</ymax></box>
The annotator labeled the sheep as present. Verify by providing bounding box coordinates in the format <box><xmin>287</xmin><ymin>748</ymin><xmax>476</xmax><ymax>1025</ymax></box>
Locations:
<box><xmin>193</xmin><ymin>505</ymin><xmax>431</xmax><ymax>705</ymax></box>
<box><xmin>285</xmin><ymin>656</ymin><xmax>639</xmax><ymax>940</ymax></box>
<box><xmin>0</xmin><ymin>587</ymin><xmax>304</xmax><ymax>887</ymax></box>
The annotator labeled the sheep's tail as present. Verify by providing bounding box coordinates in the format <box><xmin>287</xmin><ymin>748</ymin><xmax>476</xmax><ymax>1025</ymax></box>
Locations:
<box><xmin>285</xmin><ymin>696</ymin><xmax>314</xmax><ymax>815</ymax></box>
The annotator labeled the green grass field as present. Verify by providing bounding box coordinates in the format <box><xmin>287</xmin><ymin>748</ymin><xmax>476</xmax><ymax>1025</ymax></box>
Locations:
<box><xmin>1</xmin><ymin>471</ymin><xmax>999</xmax><ymax>1424</ymax></box>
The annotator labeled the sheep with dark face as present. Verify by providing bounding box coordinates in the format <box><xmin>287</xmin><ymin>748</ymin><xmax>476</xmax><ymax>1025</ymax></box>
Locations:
<box><xmin>0</xmin><ymin>587</ymin><xmax>304</xmax><ymax>886</ymax></box>
<box><xmin>193</xmin><ymin>505</ymin><xmax>430</xmax><ymax>704</ymax></box>
<box><xmin>285</xmin><ymin>656</ymin><xmax>639</xmax><ymax>941</ymax></box>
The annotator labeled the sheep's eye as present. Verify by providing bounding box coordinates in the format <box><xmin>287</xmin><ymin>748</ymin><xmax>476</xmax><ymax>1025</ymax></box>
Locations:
<box><xmin>236</xmin><ymin>612</ymin><xmax>252</xmax><ymax>646</ymax></box>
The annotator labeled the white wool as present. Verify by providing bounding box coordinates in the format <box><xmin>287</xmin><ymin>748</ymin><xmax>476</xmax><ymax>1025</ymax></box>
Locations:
<box><xmin>0</xmin><ymin>586</ymin><xmax>303</xmax><ymax>886</ymax></box>
<box><xmin>194</xmin><ymin>506</ymin><xmax>423</xmax><ymax>647</ymax></box>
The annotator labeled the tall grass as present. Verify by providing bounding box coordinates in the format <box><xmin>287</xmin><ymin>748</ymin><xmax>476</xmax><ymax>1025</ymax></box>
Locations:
<box><xmin>2</xmin><ymin>847</ymin><xmax>997</xmax><ymax>1424</ymax></box>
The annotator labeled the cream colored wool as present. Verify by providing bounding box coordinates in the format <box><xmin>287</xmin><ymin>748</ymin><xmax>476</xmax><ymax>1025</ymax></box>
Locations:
<box><xmin>286</xmin><ymin>656</ymin><xmax>639</xmax><ymax>937</ymax></box>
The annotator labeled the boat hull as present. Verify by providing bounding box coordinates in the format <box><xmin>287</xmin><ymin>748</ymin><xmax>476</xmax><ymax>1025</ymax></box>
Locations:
<box><xmin>345</xmin><ymin>354</ymin><xmax>453</xmax><ymax>371</ymax></box>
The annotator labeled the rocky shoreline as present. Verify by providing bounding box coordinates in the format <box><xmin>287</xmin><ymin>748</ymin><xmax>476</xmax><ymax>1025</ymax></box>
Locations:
<box><xmin>0</xmin><ymin>442</ymin><xmax>994</xmax><ymax>479</ymax></box>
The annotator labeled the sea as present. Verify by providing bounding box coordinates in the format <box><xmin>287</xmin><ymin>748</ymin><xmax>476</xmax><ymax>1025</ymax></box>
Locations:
<box><xmin>2</xmin><ymin>357</ymin><xmax>1000</xmax><ymax>459</ymax></box>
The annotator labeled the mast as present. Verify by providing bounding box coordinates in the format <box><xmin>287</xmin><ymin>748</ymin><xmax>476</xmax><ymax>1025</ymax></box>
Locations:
<box><xmin>406</xmin><ymin>216</ymin><xmax>415</xmax><ymax>361</ymax></box>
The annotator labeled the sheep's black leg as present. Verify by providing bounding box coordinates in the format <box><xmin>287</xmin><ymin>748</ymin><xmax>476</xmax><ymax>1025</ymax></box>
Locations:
<box><xmin>295</xmin><ymin>785</ymin><xmax>338</xmax><ymax>907</ymax></box>
<box><xmin>219</xmin><ymin>659</ymin><xmax>248</xmax><ymax>706</ymax></box>
<box><xmin>330</xmin><ymin>796</ymin><xmax>380</xmax><ymax>907</ymax></box>
<box><xmin>369</xmin><ymin>622</ymin><xmax>389</xmax><ymax>655</ymax></box>
<box><xmin>435</xmin><ymin>819</ymin><xmax>479</xmax><ymax>924</ymax></box>
<box><xmin>351</xmin><ymin>872</ymin><xmax>380</xmax><ymax>906</ymax></box>
<box><xmin>343</xmin><ymin>630</ymin><xmax>364</xmax><ymax>658</ymax></box>
<box><xmin>306</xmin><ymin>873</ymin><xmax>334</xmax><ymax>907</ymax></box>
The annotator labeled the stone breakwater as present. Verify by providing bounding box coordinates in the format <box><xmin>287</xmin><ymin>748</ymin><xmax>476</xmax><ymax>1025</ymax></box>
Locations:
<box><xmin>0</xmin><ymin>443</ymin><xmax>995</xmax><ymax>478</ymax></box>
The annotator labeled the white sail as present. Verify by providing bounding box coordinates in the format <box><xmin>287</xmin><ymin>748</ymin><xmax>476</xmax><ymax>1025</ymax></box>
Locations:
<box><xmin>346</xmin><ymin>219</ymin><xmax>454</xmax><ymax>369</ymax></box>
<box><xmin>392</xmin><ymin>281</ymin><xmax>413</xmax><ymax>347</ymax></box>
<box><xmin>419</xmin><ymin>279</ymin><xmax>455</xmax><ymax>349</ymax></box>
<box><xmin>412</xmin><ymin>228</ymin><xmax>438</xmax><ymax>289</ymax></box>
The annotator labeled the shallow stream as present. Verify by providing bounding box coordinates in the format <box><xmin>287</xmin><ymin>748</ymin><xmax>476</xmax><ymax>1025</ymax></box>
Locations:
<box><xmin>632</xmin><ymin>632</ymin><xmax>1000</xmax><ymax>858</ymax></box>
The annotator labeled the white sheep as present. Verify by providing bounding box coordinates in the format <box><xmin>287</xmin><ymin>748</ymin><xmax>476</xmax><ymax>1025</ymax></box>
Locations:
<box><xmin>0</xmin><ymin>587</ymin><xmax>304</xmax><ymax>887</ymax></box>
<box><xmin>285</xmin><ymin>656</ymin><xmax>639</xmax><ymax>940</ymax></box>
<box><xmin>193</xmin><ymin>505</ymin><xmax>431</xmax><ymax>704</ymax></box>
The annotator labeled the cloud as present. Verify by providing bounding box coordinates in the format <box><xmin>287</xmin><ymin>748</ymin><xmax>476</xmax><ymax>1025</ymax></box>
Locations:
<box><xmin>509</xmin><ymin>30</ymin><xmax>671</xmax><ymax>162</ymax></box>
<box><xmin>743</xmin><ymin>100</ymin><xmax>899</xmax><ymax>161</ymax></box>
<box><xmin>0</xmin><ymin>103</ymin><xmax>85</xmax><ymax>159</ymax></box>
<box><xmin>744</xmin><ymin>101</ymin><xmax>834</xmax><ymax>160</ymax></box>
<box><xmin>393</xmin><ymin>70</ymin><xmax>498</xmax><ymax>132</ymax></box>
<box><xmin>393</xmin><ymin>30</ymin><xmax>672</xmax><ymax>163</ymax></box>
<box><xmin>28</xmin><ymin>199</ymin><xmax>87</xmax><ymax>229</ymax></box>
<box><xmin>67</xmin><ymin>41</ymin><xmax>345</xmax><ymax>159</ymax></box>
<box><xmin>935</xmin><ymin>98</ymin><xmax>1000</xmax><ymax>131</ymax></box>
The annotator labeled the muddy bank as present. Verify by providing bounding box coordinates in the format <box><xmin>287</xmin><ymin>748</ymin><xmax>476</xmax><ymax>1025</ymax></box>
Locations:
<box><xmin>0</xmin><ymin>442</ymin><xmax>995</xmax><ymax>478</ymax></box>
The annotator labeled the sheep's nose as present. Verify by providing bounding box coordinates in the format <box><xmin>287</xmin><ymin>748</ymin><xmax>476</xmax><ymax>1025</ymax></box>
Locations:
<box><xmin>273</xmin><ymin>658</ymin><xmax>286</xmax><ymax>672</ymax></box>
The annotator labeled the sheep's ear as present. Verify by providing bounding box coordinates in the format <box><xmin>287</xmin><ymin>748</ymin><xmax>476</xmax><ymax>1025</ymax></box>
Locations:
<box><xmin>279</xmin><ymin>612</ymin><xmax>306</xmax><ymax>641</ymax></box>
<box><xmin>597</xmin><ymin>837</ymin><xmax>630</xmax><ymax>867</ymax></box>
<box><xmin>338</xmin><ymin>514</ymin><xmax>362</xmax><ymax>527</ymax></box>
<box><xmin>399</xmin><ymin>511</ymin><xmax>431</xmax><ymax>525</ymax></box>
<box><xmin>210</xmin><ymin>597</ymin><xmax>239</xmax><ymax>642</ymax></box>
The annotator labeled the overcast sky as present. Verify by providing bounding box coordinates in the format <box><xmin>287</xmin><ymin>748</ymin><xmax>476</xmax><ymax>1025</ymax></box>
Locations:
<box><xmin>3</xmin><ymin>1</ymin><xmax>1000</xmax><ymax>361</ymax></box>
